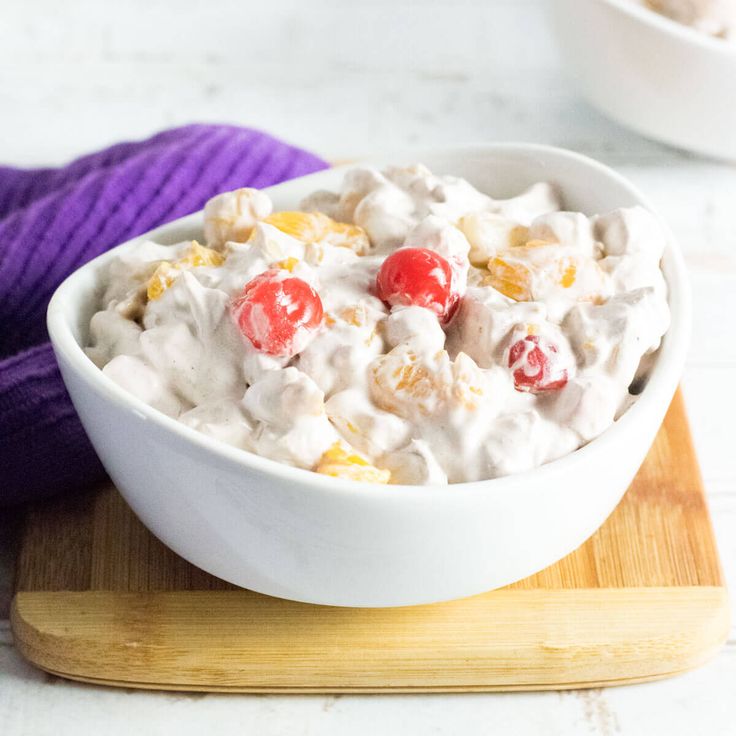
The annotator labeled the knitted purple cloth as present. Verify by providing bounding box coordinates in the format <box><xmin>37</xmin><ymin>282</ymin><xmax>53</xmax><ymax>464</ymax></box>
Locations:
<box><xmin>0</xmin><ymin>125</ymin><xmax>327</xmax><ymax>506</ymax></box>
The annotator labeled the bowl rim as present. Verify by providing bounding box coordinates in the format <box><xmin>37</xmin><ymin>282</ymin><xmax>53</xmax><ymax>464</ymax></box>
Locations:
<box><xmin>47</xmin><ymin>142</ymin><xmax>691</xmax><ymax>501</ymax></box>
<box><xmin>597</xmin><ymin>0</ymin><xmax>736</xmax><ymax>56</ymax></box>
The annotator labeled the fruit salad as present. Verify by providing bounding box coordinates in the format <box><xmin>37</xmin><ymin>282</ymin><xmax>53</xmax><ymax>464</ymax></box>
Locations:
<box><xmin>639</xmin><ymin>0</ymin><xmax>736</xmax><ymax>40</ymax></box>
<box><xmin>86</xmin><ymin>164</ymin><xmax>671</xmax><ymax>485</ymax></box>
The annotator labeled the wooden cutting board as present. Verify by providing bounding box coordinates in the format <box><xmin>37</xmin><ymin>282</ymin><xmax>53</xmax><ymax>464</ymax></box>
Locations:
<box><xmin>10</xmin><ymin>389</ymin><xmax>730</xmax><ymax>692</ymax></box>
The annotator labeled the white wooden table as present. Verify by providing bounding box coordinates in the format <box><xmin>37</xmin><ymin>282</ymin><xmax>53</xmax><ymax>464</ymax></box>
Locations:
<box><xmin>1</xmin><ymin>1</ymin><xmax>734</xmax><ymax>733</ymax></box>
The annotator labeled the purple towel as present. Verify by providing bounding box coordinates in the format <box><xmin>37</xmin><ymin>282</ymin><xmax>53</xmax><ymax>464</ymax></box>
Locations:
<box><xmin>0</xmin><ymin>125</ymin><xmax>327</xmax><ymax>506</ymax></box>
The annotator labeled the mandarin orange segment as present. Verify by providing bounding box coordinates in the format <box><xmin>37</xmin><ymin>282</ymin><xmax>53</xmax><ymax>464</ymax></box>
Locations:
<box><xmin>370</xmin><ymin>349</ymin><xmax>441</xmax><ymax>417</ymax></box>
<box><xmin>370</xmin><ymin>347</ymin><xmax>486</xmax><ymax>419</ymax></box>
<box><xmin>263</xmin><ymin>211</ymin><xmax>369</xmax><ymax>254</ymax></box>
<box><xmin>486</xmin><ymin>256</ymin><xmax>533</xmax><ymax>301</ymax></box>
<box><xmin>264</xmin><ymin>211</ymin><xmax>326</xmax><ymax>241</ymax></box>
<box><xmin>324</xmin><ymin>220</ymin><xmax>370</xmax><ymax>254</ymax></box>
<box><xmin>485</xmin><ymin>245</ymin><xmax>602</xmax><ymax>302</ymax></box>
<box><xmin>315</xmin><ymin>441</ymin><xmax>391</xmax><ymax>484</ymax></box>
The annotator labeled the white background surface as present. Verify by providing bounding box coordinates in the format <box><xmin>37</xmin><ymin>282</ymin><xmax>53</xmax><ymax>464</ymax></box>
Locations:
<box><xmin>1</xmin><ymin>0</ymin><xmax>735</xmax><ymax>733</ymax></box>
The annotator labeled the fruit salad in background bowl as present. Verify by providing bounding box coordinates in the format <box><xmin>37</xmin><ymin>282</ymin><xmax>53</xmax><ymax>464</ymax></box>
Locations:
<box><xmin>640</xmin><ymin>0</ymin><xmax>736</xmax><ymax>40</ymax></box>
<box><xmin>47</xmin><ymin>145</ymin><xmax>690</xmax><ymax>606</ymax></box>
<box><xmin>550</xmin><ymin>0</ymin><xmax>736</xmax><ymax>161</ymax></box>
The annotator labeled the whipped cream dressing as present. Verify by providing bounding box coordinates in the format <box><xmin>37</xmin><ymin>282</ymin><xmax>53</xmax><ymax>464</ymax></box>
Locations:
<box><xmin>86</xmin><ymin>164</ymin><xmax>671</xmax><ymax>485</ymax></box>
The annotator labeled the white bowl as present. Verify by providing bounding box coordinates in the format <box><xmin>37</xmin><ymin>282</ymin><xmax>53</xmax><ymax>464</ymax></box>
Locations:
<box><xmin>47</xmin><ymin>144</ymin><xmax>690</xmax><ymax>607</ymax></box>
<box><xmin>550</xmin><ymin>0</ymin><xmax>736</xmax><ymax>161</ymax></box>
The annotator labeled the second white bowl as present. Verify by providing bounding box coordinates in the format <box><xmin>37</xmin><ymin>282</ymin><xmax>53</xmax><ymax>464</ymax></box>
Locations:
<box><xmin>551</xmin><ymin>0</ymin><xmax>736</xmax><ymax>161</ymax></box>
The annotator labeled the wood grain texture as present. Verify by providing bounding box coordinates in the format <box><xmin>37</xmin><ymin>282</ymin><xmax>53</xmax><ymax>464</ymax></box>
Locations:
<box><xmin>11</xmin><ymin>588</ymin><xmax>729</xmax><ymax>692</ymax></box>
<box><xmin>10</xmin><ymin>390</ymin><xmax>730</xmax><ymax>692</ymax></box>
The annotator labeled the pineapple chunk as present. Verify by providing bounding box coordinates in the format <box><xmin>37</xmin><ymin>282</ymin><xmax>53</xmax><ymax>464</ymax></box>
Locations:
<box><xmin>203</xmin><ymin>188</ymin><xmax>273</xmax><ymax>247</ymax></box>
<box><xmin>458</xmin><ymin>212</ymin><xmax>529</xmax><ymax>265</ymax></box>
<box><xmin>147</xmin><ymin>241</ymin><xmax>223</xmax><ymax>301</ymax></box>
<box><xmin>180</xmin><ymin>240</ymin><xmax>225</xmax><ymax>269</ymax></box>
<box><xmin>485</xmin><ymin>242</ymin><xmax>607</xmax><ymax>303</ymax></box>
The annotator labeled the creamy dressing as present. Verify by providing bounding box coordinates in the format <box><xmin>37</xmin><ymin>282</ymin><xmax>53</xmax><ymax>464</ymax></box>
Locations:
<box><xmin>86</xmin><ymin>164</ymin><xmax>671</xmax><ymax>485</ymax></box>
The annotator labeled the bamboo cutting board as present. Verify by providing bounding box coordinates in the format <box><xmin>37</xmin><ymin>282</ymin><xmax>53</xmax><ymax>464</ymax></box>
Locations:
<box><xmin>10</xmin><ymin>390</ymin><xmax>730</xmax><ymax>692</ymax></box>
